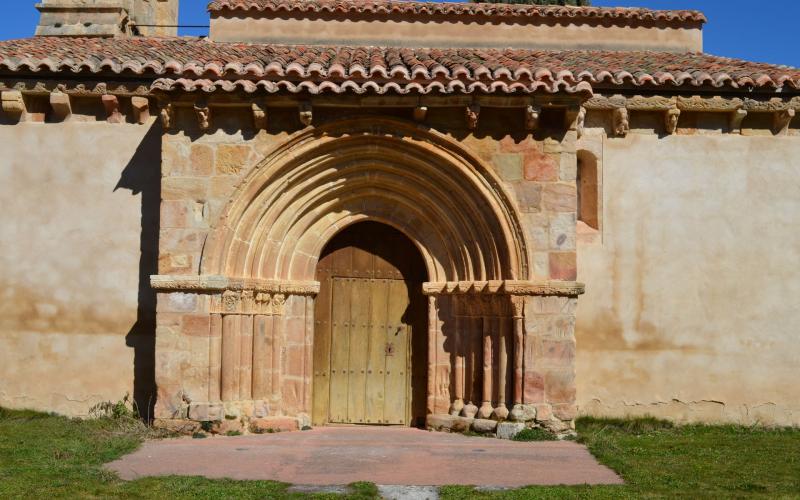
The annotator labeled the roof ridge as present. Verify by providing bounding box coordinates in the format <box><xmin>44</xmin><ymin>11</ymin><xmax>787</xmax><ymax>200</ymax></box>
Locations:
<box><xmin>206</xmin><ymin>0</ymin><xmax>707</xmax><ymax>25</ymax></box>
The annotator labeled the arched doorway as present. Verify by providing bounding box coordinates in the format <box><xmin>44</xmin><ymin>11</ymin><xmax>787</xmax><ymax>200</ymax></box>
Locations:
<box><xmin>312</xmin><ymin>222</ymin><xmax>428</xmax><ymax>427</ymax></box>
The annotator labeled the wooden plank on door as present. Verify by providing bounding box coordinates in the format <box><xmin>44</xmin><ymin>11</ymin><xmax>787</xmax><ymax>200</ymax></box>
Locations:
<box><xmin>329</xmin><ymin>278</ymin><xmax>350</xmax><ymax>423</ymax></box>
<box><xmin>365</xmin><ymin>279</ymin><xmax>388</xmax><ymax>424</ymax></box>
<box><xmin>312</xmin><ymin>274</ymin><xmax>332</xmax><ymax>426</ymax></box>
<box><xmin>384</xmin><ymin>279</ymin><xmax>410</xmax><ymax>425</ymax></box>
<box><xmin>347</xmin><ymin>278</ymin><xmax>371</xmax><ymax>423</ymax></box>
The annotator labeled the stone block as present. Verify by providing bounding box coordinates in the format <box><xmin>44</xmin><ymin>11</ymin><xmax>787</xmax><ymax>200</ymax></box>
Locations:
<box><xmin>426</xmin><ymin>414</ymin><xmax>473</xmax><ymax>433</ymax></box>
<box><xmin>523</xmin><ymin>370</ymin><xmax>545</xmax><ymax>403</ymax></box>
<box><xmin>496</xmin><ymin>422</ymin><xmax>526</xmax><ymax>440</ymax></box>
<box><xmin>543</xmin><ymin>183</ymin><xmax>577</xmax><ymax>212</ymax></box>
<box><xmin>534</xmin><ymin>404</ymin><xmax>553</xmax><ymax>422</ymax></box>
<box><xmin>161</xmin><ymin>177</ymin><xmax>209</xmax><ymax>201</ymax></box>
<box><xmin>253</xmin><ymin>400</ymin><xmax>270</xmax><ymax>418</ymax></box>
<box><xmin>182</xmin><ymin>314</ymin><xmax>211</xmax><ymax>337</ymax></box>
<box><xmin>153</xmin><ymin>419</ymin><xmax>201</xmax><ymax>435</ymax></box>
<box><xmin>161</xmin><ymin>293</ymin><xmax>199</xmax><ymax>313</ymax></box>
<box><xmin>552</xmin><ymin>403</ymin><xmax>578</xmax><ymax>421</ymax></box>
<box><xmin>493</xmin><ymin>153</ymin><xmax>523</xmax><ymax>181</ymax></box>
<box><xmin>188</xmin><ymin>403</ymin><xmax>224</xmax><ymax>422</ymax></box>
<box><xmin>215</xmin><ymin>418</ymin><xmax>245</xmax><ymax>435</ymax></box>
<box><xmin>548</xmin><ymin>213</ymin><xmax>577</xmax><ymax>251</ymax></box>
<box><xmin>523</xmin><ymin>150</ymin><xmax>559</xmax><ymax>181</ymax></box>
<box><xmin>545</xmin><ymin>369</ymin><xmax>577</xmax><ymax>403</ymax></box>
<box><xmin>472</xmin><ymin>418</ymin><xmax>498</xmax><ymax>433</ymax></box>
<box><xmin>216</xmin><ymin>144</ymin><xmax>251</xmax><ymax>175</ymax></box>
<box><xmin>513</xmin><ymin>182</ymin><xmax>542</xmax><ymax>212</ymax></box>
<box><xmin>549</xmin><ymin>252</ymin><xmax>577</xmax><ymax>281</ymax></box>
<box><xmin>190</xmin><ymin>144</ymin><xmax>214</xmax><ymax>176</ymax></box>
<box><xmin>251</xmin><ymin>417</ymin><xmax>299</xmax><ymax>433</ymax></box>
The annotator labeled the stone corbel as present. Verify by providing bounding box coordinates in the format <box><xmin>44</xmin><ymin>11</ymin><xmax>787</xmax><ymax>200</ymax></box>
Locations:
<box><xmin>1</xmin><ymin>90</ymin><xmax>26</xmax><ymax>119</ymax></box>
<box><xmin>564</xmin><ymin>105</ymin><xmax>585</xmax><ymax>138</ymax></box>
<box><xmin>160</xmin><ymin>102</ymin><xmax>174</xmax><ymax>131</ymax></box>
<box><xmin>729</xmin><ymin>109</ymin><xmax>747</xmax><ymax>134</ymax></box>
<box><xmin>194</xmin><ymin>100</ymin><xmax>211</xmax><ymax>131</ymax></box>
<box><xmin>612</xmin><ymin>107</ymin><xmax>629</xmax><ymax>137</ymax></box>
<box><xmin>252</xmin><ymin>101</ymin><xmax>267</xmax><ymax>130</ymax></box>
<box><xmin>465</xmin><ymin>104</ymin><xmax>480</xmax><ymax>130</ymax></box>
<box><xmin>664</xmin><ymin>107</ymin><xmax>680</xmax><ymax>135</ymax></box>
<box><xmin>49</xmin><ymin>92</ymin><xmax>72</xmax><ymax>122</ymax></box>
<box><xmin>299</xmin><ymin>102</ymin><xmax>313</xmax><ymax>127</ymax></box>
<box><xmin>525</xmin><ymin>105</ymin><xmax>541</xmax><ymax>132</ymax></box>
<box><xmin>413</xmin><ymin>105</ymin><xmax>428</xmax><ymax>122</ymax></box>
<box><xmin>101</xmin><ymin>94</ymin><xmax>124</xmax><ymax>124</ymax></box>
<box><xmin>774</xmin><ymin>109</ymin><xmax>795</xmax><ymax>136</ymax></box>
<box><xmin>131</xmin><ymin>96</ymin><xmax>150</xmax><ymax>125</ymax></box>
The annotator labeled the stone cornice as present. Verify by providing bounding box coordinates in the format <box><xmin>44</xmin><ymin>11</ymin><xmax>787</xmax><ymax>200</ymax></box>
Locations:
<box><xmin>422</xmin><ymin>280</ymin><xmax>585</xmax><ymax>297</ymax></box>
<box><xmin>150</xmin><ymin>275</ymin><xmax>321</xmax><ymax>296</ymax></box>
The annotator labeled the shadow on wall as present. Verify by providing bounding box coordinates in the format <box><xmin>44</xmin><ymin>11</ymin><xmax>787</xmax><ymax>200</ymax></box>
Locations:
<box><xmin>114</xmin><ymin>123</ymin><xmax>162</xmax><ymax>421</ymax></box>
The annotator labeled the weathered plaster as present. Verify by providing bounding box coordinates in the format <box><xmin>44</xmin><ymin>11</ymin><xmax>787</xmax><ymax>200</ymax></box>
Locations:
<box><xmin>0</xmin><ymin>120</ymin><xmax>160</xmax><ymax>416</ymax></box>
<box><xmin>576</xmin><ymin>132</ymin><xmax>800</xmax><ymax>426</ymax></box>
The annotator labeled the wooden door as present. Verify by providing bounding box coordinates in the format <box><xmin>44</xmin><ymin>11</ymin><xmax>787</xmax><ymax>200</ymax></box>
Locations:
<box><xmin>328</xmin><ymin>277</ymin><xmax>409</xmax><ymax>424</ymax></box>
<box><xmin>313</xmin><ymin>222</ymin><xmax>427</xmax><ymax>426</ymax></box>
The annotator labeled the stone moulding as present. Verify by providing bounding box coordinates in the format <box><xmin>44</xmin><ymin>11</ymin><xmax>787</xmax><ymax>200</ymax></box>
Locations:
<box><xmin>150</xmin><ymin>275</ymin><xmax>321</xmax><ymax>296</ymax></box>
<box><xmin>584</xmin><ymin>94</ymin><xmax>800</xmax><ymax>135</ymax></box>
<box><xmin>422</xmin><ymin>280</ymin><xmax>585</xmax><ymax>297</ymax></box>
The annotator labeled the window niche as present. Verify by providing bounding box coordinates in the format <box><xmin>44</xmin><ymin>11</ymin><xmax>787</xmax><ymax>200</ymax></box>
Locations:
<box><xmin>576</xmin><ymin>150</ymin><xmax>601</xmax><ymax>241</ymax></box>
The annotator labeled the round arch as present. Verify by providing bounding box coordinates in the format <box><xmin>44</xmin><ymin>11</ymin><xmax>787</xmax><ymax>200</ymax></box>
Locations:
<box><xmin>201</xmin><ymin>116</ymin><xmax>530</xmax><ymax>284</ymax></box>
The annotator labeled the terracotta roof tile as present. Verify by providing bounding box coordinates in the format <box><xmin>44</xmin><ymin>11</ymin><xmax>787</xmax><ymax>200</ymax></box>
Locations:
<box><xmin>207</xmin><ymin>0</ymin><xmax>707</xmax><ymax>25</ymax></box>
<box><xmin>1</xmin><ymin>37</ymin><xmax>798</xmax><ymax>95</ymax></box>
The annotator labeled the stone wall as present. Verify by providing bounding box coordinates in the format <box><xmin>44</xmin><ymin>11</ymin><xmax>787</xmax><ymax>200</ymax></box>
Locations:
<box><xmin>0</xmin><ymin>119</ymin><xmax>160</xmax><ymax>417</ymax></box>
<box><xmin>576</xmin><ymin>126</ymin><xmax>800</xmax><ymax>426</ymax></box>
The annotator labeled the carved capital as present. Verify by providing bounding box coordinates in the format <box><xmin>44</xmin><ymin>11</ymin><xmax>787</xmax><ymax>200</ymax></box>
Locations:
<box><xmin>665</xmin><ymin>108</ymin><xmax>680</xmax><ymax>135</ymax></box>
<box><xmin>131</xmin><ymin>96</ymin><xmax>150</xmax><ymax>125</ymax></box>
<box><xmin>511</xmin><ymin>295</ymin><xmax>525</xmax><ymax>319</ymax></box>
<box><xmin>222</xmin><ymin>290</ymin><xmax>240</xmax><ymax>314</ymax></box>
<box><xmin>465</xmin><ymin>104</ymin><xmax>480</xmax><ymax>130</ymax></box>
<box><xmin>271</xmin><ymin>294</ymin><xmax>286</xmax><ymax>316</ymax></box>
<box><xmin>255</xmin><ymin>292</ymin><xmax>273</xmax><ymax>315</ymax></box>
<box><xmin>101</xmin><ymin>94</ymin><xmax>123</xmax><ymax>124</ymax></box>
<box><xmin>194</xmin><ymin>100</ymin><xmax>210</xmax><ymax>131</ymax></box>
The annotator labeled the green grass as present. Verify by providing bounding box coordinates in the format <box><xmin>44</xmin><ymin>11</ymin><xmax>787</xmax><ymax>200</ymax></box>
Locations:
<box><xmin>0</xmin><ymin>407</ymin><xmax>375</xmax><ymax>499</ymax></box>
<box><xmin>442</xmin><ymin>416</ymin><xmax>800</xmax><ymax>499</ymax></box>
<box><xmin>1</xmin><ymin>407</ymin><xmax>798</xmax><ymax>499</ymax></box>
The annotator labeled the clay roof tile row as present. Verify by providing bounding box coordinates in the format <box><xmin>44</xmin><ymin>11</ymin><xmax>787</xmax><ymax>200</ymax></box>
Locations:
<box><xmin>206</xmin><ymin>0</ymin><xmax>707</xmax><ymax>25</ymax></box>
<box><xmin>1</xmin><ymin>37</ymin><xmax>798</xmax><ymax>95</ymax></box>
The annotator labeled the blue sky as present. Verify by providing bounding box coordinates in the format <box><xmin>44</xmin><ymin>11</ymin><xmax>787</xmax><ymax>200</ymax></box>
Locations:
<box><xmin>1</xmin><ymin>1</ymin><xmax>798</xmax><ymax>67</ymax></box>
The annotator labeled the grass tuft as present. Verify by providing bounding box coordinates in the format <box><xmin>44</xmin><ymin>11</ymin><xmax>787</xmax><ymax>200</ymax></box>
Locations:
<box><xmin>511</xmin><ymin>427</ymin><xmax>558</xmax><ymax>442</ymax></box>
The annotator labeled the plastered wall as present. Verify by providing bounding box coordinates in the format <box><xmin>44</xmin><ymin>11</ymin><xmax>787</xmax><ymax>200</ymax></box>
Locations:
<box><xmin>576</xmin><ymin>132</ymin><xmax>800</xmax><ymax>426</ymax></box>
<box><xmin>0</xmin><ymin>120</ymin><xmax>161</xmax><ymax>417</ymax></box>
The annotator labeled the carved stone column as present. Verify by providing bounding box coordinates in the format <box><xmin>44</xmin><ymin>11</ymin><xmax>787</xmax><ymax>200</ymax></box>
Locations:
<box><xmin>450</xmin><ymin>295</ymin><xmax>465</xmax><ymax>416</ymax></box>
<box><xmin>510</xmin><ymin>295</ymin><xmax>525</xmax><ymax>421</ymax></box>
<box><xmin>478</xmin><ymin>295</ymin><xmax>494</xmax><ymax>419</ymax></box>
<box><xmin>494</xmin><ymin>297</ymin><xmax>510</xmax><ymax>420</ymax></box>
<box><xmin>427</xmin><ymin>295</ymin><xmax>438</xmax><ymax>416</ymax></box>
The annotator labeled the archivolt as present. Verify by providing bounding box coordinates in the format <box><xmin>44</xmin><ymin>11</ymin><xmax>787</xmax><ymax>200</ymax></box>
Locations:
<box><xmin>201</xmin><ymin>117</ymin><xmax>529</xmax><ymax>283</ymax></box>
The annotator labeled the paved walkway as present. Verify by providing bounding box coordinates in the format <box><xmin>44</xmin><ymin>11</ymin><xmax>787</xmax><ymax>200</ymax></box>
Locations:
<box><xmin>107</xmin><ymin>427</ymin><xmax>622</xmax><ymax>488</ymax></box>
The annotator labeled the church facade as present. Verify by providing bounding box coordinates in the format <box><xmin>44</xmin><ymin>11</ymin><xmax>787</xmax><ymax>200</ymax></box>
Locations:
<box><xmin>1</xmin><ymin>0</ymin><xmax>798</xmax><ymax>435</ymax></box>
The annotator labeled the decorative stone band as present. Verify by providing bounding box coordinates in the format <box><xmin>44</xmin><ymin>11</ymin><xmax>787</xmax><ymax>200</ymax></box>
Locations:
<box><xmin>585</xmin><ymin>94</ymin><xmax>800</xmax><ymax>136</ymax></box>
<box><xmin>422</xmin><ymin>280</ymin><xmax>585</xmax><ymax>297</ymax></box>
<box><xmin>150</xmin><ymin>275</ymin><xmax>320</xmax><ymax>295</ymax></box>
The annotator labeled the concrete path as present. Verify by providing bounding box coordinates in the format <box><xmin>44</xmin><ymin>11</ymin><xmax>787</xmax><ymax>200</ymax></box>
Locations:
<box><xmin>107</xmin><ymin>427</ymin><xmax>622</xmax><ymax>488</ymax></box>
